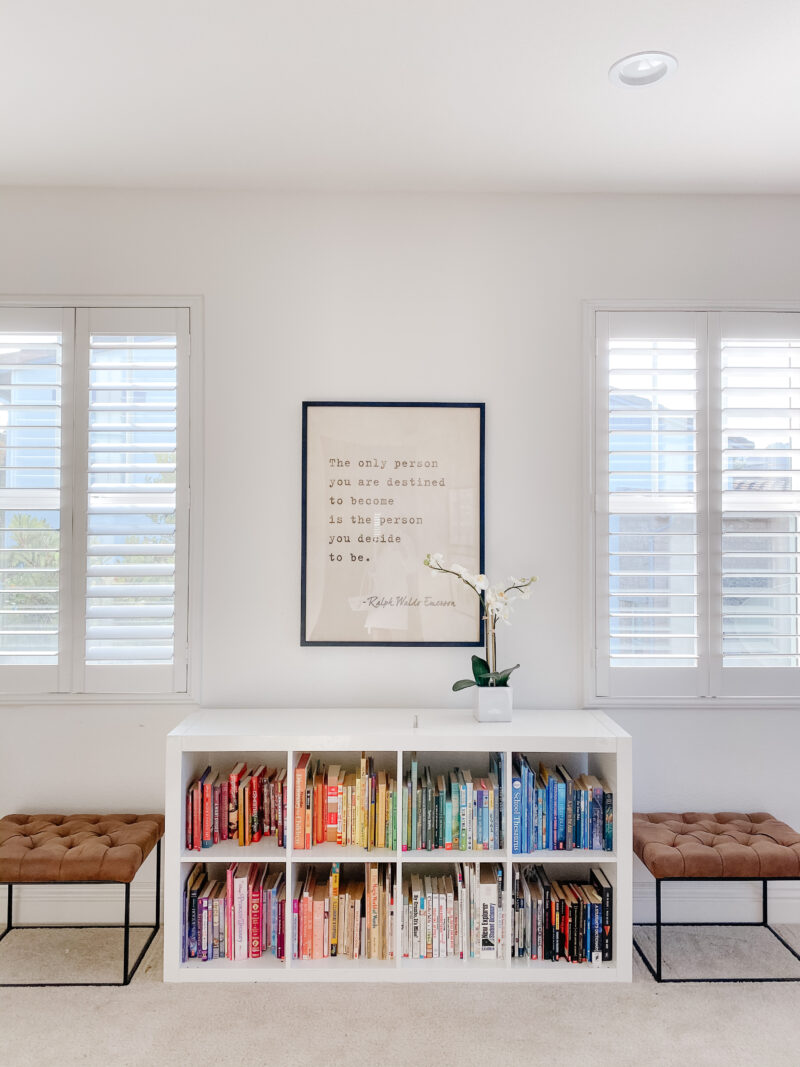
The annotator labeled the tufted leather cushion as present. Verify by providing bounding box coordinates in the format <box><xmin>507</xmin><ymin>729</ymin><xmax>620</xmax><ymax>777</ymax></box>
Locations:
<box><xmin>634</xmin><ymin>812</ymin><xmax>800</xmax><ymax>879</ymax></box>
<box><xmin>0</xmin><ymin>813</ymin><xmax>165</xmax><ymax>884</ymax></box>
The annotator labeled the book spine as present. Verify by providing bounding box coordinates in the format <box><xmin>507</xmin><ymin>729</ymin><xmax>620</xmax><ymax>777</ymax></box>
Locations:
<box><xmin>293</xmin><ymin>758</ymin><xmax>306</xmax><ymax>850</ymax></box>
<box><xmin>511</xmin><ymin>773</ymin><xmax>522</xmax><ymax>853</ymax></box>
<box><xmin>219</xmin><ymin>781</ymin><xmax>229</xmax><ymax>841</ymax></box>
<box><xmin>330</xmin><ymin>862</ymin><xmax>340</xmax><ymax>957</ymax></box>
<box><xmin>192</xmin><ymin>783</ymin><xmax>202</xmax><ymax>851</ymax></box>
<box><xmin>250</xmin><ymin>773</ymin><xmax>262</xmax><ymax>844</ymax></box>
<box><xmin>202</xmin><ymin>778</ymin><xmax>213</xmax><ymax>849</ymax></box>
<box><xmin>227</xmin><ymin>770</ymin><xmax>240</xmax><ymax>841</ymax></box>
<box><xmin>604</xmin><ymin>791</ymin><xmax>613</xmax><ymax>851</ymax></box>
<box><xmin>250</xmin><ymin>879</ymin><xmax>262</xmax><ymax>958</ymax></box>
<box><xmin>212</xmin><ymin>782</ymin><xmax>220</xmax><ymax>845</ymax></box>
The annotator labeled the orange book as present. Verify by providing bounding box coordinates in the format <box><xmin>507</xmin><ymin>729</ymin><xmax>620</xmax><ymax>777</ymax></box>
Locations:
<box><xmin>238</xmin><ymin>772</ymin><xmax>252</xmax><ymax>847</ymax></box>
<box><xmin>326</xmin><ymin>765</ymin><xmax>341</xmax><ymax>843</ymax></box>
<box><xmin>293</xmin><ymin>754</ymin><xmax>311</xmax><ymax>850</ymax></box>
<box><xmin>314</xmin><ymin>767</ymin><xmax>325</xmax><ymax>845</ymax></box>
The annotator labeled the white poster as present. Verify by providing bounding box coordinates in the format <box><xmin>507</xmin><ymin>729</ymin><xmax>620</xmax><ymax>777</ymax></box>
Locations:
<box><xmin>302</xmin><ymin>403</ymin><xmax>484</xmax><ymax>645</ymax></box>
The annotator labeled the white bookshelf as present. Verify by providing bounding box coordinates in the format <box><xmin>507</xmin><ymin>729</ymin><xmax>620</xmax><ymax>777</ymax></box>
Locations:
<box><xmin>164</xmin><ymin>707</ymin><xmax>632</xmax><ymax>982</ymax></box>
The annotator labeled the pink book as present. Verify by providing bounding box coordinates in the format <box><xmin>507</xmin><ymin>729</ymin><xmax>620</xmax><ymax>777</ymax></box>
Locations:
<box><xmin>248</xmin><ymin>865</ymin><xmax>263</xmax><ymax>958</ymax></box>
<box><xmin>226</xmin><ymin>862</ymin><xmax>237</xmax><ymax>960</ymax></box>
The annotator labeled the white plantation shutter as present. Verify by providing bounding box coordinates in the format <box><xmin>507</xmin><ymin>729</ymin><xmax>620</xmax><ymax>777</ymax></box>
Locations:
<box><xmin>0</xmin><ymin>308</ymin><xmax>72</xmax><ymax>693</ymax></box>
<box><xmin>0</xmin><ymin>302</ymin><xmax>190</xmax><ymax>696</ymax></box>
<box><xmin>76</xmin><ymin>308</ymin><xmax>189</xmax><ymax>693</ymax></box>
<box><xmin>595</xmin><ymin>308</ymin><xmax>800</xmax><ymax>700</ymax></box>
<box><xmin>713</xmin><ymin>311</ymin><xmax>800</xmax><ymax>697</ymax></box>
<box><xmin>596</xmin><ymin>311</ymin><xmax>705</xmax><ymax>697</ymax></box>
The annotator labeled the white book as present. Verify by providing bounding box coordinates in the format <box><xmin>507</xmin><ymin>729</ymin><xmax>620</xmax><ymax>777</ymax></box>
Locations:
<box><xmin>445</xmin><ymin>875</ymin><xmax>455</xmax><ymax>958</ymax></box>
<box><xmin>233</xmin><ymin>864</ymin><xmax>251</xmax><ymax>961</ymax></box>
<box><xmin>401</xmin><ymin>876</ymin><xmax>409</xmax><ymax>958</ymax></box>
<box><xmin>437</xmin><ymin>877</ymin><xmax>446</xmax><ymax>958</ymax></box>
<box><xmin>411</xmin><ymin>873</ymin><xmax>422</xmax><ymax>959</ymax></box>
<box><xmin>522</xmin><ymin>868</ymin><xmax>532</xmax><ymax>958</ymax></box>
<box><xmin>433</xmin><ymin>874</ymin><xmax>439</xmax><ymax>960</ymax></box>
<box><xmin>424</xmin><ymin>874</ymin><xmax>434</xmax><ymax>958</ymax></box>
<box><xmin>480</xmin><ymin>866</ymin><xmax>498</xmax><ymax>959</ymax></box>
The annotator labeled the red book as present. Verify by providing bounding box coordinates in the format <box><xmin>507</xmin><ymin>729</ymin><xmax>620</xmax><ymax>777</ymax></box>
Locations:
<box><xmin>293</xmin><ymin>754</ymin><xmax>311</xmax><ymax>849</ymax></box>
<box><xmin>250</xmin><ymin>764</ymin><xmax>265</xmax><ymax>844</ymax></box>
<box><xmin>193</xmin><ymin>766</ymin><xmax>210</xmax><ymax>851</ymax></box>
<box><xmin>212</xmin><ymin>777</ymin><xmax>221</xmax><ymax>844</ymax></box>
<box><xmin>220</xmin><ymin>781</ymin><xmax>229</xmax><ymax>841</ymax></box>
<box><xmin>185</xmin><ymin>790</ymin><xmax>193</xmax><ymax>850</ymax></box>
<box><xmin>202</xmin><ymin>771</ymin><xmax>214</xmax><ymax>848</ymax></box>
<box><xmin>227</xmin><ymin>762</ymin><xmax>247</xmax><ymax>842</ymax></box>
<box><xmin>276</xmin><ymin>769</ymin><xmax>286</xmax><ymax>847</ymax></box>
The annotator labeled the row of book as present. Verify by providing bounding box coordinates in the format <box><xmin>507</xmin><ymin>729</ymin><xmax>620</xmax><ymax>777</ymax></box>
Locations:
<box><xmin>294</xmin><ymin>862</ymin><xmax>395</xmax><ymax>960</ymax></box>
<box><xmin>183</xmin><ymin>861</ymin><xmax>285</xmax><ymax>962</ymax></box>
<box><xmin>401</xmin><ymin>862</ymin><xmax>504</xmax><ymax>960</ymax></box>
<box><xmin>401</xmin><ymin>753</ymin><xmax>505</xmax><ymax>852</ymax></box>
<box><xmin>185</xmin><ymin>763</ymin><xmax>287</xmax><ymax>851</ymax></box>
<box><xmin>511</xmin><ymin>760</ymin><xmax>613</xmax><ymax>853</ymax></box>
<box><xmin>294</xmin><ymin>754</ymin><xmax>397</xmax><ymax>851</ymax></box>
<box><xmin>511</xmin><ymin>865</ymin><xmax>613</xmax><ymax>963</ymax></box>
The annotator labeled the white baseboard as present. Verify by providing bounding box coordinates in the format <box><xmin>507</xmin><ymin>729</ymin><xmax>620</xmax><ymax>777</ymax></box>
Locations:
<box><xmin>0</xmin><ymin>881</ymin><xmax>160</xmax><ymax>926</ymax></box>
<box><xmin>634</xmin><ymin>878</ymin><xmax>800</xmax><ymax>925</ymax></box>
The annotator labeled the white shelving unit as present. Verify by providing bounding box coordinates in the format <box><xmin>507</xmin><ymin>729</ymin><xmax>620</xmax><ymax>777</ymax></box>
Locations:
<box><xmin>164</xmin><ymin>707</ymin><xmax>632</xmax><ymax>982</ymax></box>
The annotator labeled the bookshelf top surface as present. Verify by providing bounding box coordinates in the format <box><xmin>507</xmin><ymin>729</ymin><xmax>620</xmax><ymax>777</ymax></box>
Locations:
<box><xmin>168</xmin><ymin>707</ymin><xmax>628</xmax><ymax>750</ymax></box>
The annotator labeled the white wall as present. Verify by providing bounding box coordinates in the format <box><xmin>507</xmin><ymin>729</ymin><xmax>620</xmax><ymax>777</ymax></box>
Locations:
<box><xmin>1</xmin><ymin>189</ymin><xmax>799</xmax><ymax>920</ymax></box>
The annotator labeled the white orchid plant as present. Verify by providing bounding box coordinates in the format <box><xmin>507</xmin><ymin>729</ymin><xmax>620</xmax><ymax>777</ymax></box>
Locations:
<box><xmin>424</xmin><ymin>553</ymin><xmax>537</xmax><ymax>691</ymax></box>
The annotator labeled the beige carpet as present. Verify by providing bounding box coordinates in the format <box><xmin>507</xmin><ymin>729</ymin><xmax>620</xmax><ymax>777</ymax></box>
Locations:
<box><xmin>1</xmin><ymin>927</ymin><xmax>799</xmax><ymax>1067</ymax></box>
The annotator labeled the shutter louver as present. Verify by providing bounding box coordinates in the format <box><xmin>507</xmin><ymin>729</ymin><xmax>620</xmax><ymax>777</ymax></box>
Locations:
<box><xmin>85</xmin><ymin>331</ymin><xmax>177</xmax><ymax>666</ymax></box>
<box><xmin>720</xmin><ymin>325</ymin><xmax>800</xmax><ymax>670</ymax></box>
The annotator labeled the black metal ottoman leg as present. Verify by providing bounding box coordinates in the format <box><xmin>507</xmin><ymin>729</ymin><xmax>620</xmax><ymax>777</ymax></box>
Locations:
<box><xmin>655</xmin><ymin>879</ymin><xmax>662</xmax><ymax>982</ymax></box>
<box><xmin>123</xmin><ymin>882</ymin><xmax>131</xmax><ymax>985</ymax></box>
<box><xmin>0</xmin><ymin>885</ymin><xmax>12</xmax><ymax>943</ymax></box>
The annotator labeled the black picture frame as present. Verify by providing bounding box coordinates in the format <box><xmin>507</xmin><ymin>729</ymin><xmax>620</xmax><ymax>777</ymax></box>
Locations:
<box><xmin>301</xmin><ymin>401</ymin><xmax>485</xmax><ymax>646</ymax></box>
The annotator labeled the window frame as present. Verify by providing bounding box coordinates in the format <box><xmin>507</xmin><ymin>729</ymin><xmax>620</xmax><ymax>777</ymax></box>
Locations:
<box><xmin>0</xmin><ymin>294</ymin><xmax>203</xmax><ymax>704</ymax></box>
<box><xmin>583</xmin><ymin>299</ymin><xmax>800</xmax><ymax>709</ymax></box>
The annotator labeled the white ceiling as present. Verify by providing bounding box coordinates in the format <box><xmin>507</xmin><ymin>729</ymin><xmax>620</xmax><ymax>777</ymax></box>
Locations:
<box><xmin>3</xmin><ymin>0</ymin><xmax>800</xmax><ymax>192</ymax></box>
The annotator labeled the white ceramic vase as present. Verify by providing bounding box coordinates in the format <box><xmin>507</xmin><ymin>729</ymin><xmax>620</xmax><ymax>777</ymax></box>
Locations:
<box><xmin>474</xmin><ymin>684</ymin><xmax>513</xmax><ymax>723</ymax></box>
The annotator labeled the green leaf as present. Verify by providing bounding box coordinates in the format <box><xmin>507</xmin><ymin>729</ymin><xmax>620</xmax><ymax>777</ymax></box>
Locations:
<box><xmin>488</xmin><ymin>664</ymin><xmax>520</xmax><ymax>687</ymax></box>
<box><xmin>471</xmin><ymin>655</ymin><xmax>491</xmax><ymax>686</ymax></box>
<box><xmin>452</xmin><ymin>678</ymin><xmax>476</xmax><ymax>691</ymax></box>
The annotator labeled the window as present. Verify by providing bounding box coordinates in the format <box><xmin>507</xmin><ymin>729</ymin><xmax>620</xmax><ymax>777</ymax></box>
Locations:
<box><xmin>594</xmin><ymin>309</ymin><xmax>799</xmax><ymax>700</ymax></box>
<box><xmin>0</xmin><ymin>304</ymin><xmax>190</xmax><ymax>695</ymax></box>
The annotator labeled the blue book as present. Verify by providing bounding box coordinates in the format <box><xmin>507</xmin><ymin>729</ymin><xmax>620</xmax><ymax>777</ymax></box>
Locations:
<box><xmin>476</xmin><ymin>787</ymin><xmax>484</xmax><ymax>849</ymax></box>
<box><xmin>520</xmin><ymin>759</ymin><xmax>528</xmax><ymax>854</ymax></box>
<box><xmin>556</xmin><ymin>772</ymin><xmax>566</xmax><ymax>849</ymax></box>
<box><xmin>511</xmin><ymin>769</ymin><xmax>522</xmax><ymax>853</ymax></box>
<box><xmin>481</xmin><ymin>783</ymin><xmax>489</xmax><ymax>849</ymax></box>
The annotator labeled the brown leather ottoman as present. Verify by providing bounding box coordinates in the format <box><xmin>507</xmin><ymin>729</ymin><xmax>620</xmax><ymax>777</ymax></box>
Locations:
<box><xmin>0</xmin><ymin>813</ymin><xmax>164</xmax><ymax>986</ymax></box>
<box><xmin>633</xmin><ymin>811</ymin><xmax>800</xmax><ymax>982</ymax></box>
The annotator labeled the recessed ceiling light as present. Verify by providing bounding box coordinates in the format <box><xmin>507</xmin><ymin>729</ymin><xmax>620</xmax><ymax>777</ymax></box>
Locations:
<box><xmin>609</xmin><ymin>51</ymin><xmax>678</xmax><ymax>87</ymax></box>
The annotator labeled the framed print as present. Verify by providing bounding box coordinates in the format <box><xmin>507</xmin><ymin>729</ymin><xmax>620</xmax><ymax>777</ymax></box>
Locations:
<box><xmin>301</xmin><ymin>402</ymin><xmax>485</xmax><ymax>646</ymax></box>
